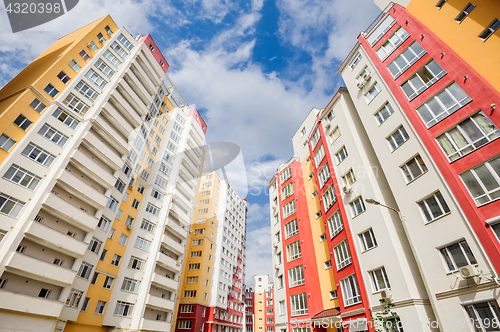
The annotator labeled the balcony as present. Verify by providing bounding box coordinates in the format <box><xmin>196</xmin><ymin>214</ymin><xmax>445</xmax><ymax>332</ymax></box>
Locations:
<box><xmin>141</xmin><ymin>318</ymin><xmax>172</xmax><ymax>331</ymax></box>
<box><xmin>117</xmin><ymin>79</ymin><xmax>147</xmax><ymax>117</ymax></box>
<box><xmin>181</xmin><ymin>156</ymin><xmax>199</xmax><ymax>178</ymax></box>
<box><xmin>92</xmin><ymin>115</ymin><xmax>129</xmax><ymax>154</ymax></box>
<box><xmin>109</xmin><ymin>93</ymin><xmax>142</xmax><ymax>128</ymax></box>
<box><xmin>102</xmin><ymin>102</ymin><xmax>134</xmax><ymax>138</ymax></box>
<box><xmin>5</xmin><ymin>252</ymin><xmax>76</xmax><ymax>287</ymax></box>
<box><xmin>161</xmin><ymin>234</ymin><xmax>184</xmax><ymax>255</ymax></box>
<box><xmin>24</xmin><ymin>220</ymin><xmax>87</xmax><ymax>257</ymax></box>
<box><xmin>82</xmin><ymin>130</ymin><xmax>123</xmax><ymax>170</ymax></box>
<box><xmin>0</xmin><ymin>289</ymin><xmax>63</xmax><ymax>317</ymax></box>
<box><xmin>169</xmin><ymin>203</ymin><xmax>191</xmax><ymax>225</ymax></box>
<box><xmin>172</xmin><ymin>190</ymin><xmax>192</xmax><ymax>214</ymax></box>
<box><xmin>151</xmin><ymin>273</ymin><xmax>179</xmax><ymax>291</ymax></box>
<box><xmin>70</xmin><ymin>149</ymin><xmax>116</xmax><ymax>188</ymax></box>
<box><xmin>57</xmin><ymin>169</ymin><xmax>108</xmax><ymax>209</ymax></box>
<box><xmin>145</xmin><ymin>294</ymin><xmax>175</xmax><ymax>312</ymax></box>
<box><xmin>124</xmin><ymin>72</ymin><xmax>153</xmax><ymax>106</ymax></box>
<box><xmin>42</xmin><ymin>193</ymin><xmax>99</xmax><ymax>231</ymax></box>
<box><xmin>156</xmin><ymin>252</ymin><xmax>181</xmax><ymax>273</ymax></box>
<box><xmin>177</xmin><ymin>180</ymin><xmax>195</xmax><ymax>200</ymax></box>
<box><xmin>165</xmin><ymin>219</ymin><xmax>188</xmax><ymax>239</ymax></box>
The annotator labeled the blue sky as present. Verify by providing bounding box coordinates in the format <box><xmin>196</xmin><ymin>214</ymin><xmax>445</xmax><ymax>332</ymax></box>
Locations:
<box><xmin>0</xmin><ymin>0</ymin><xmax>381</xmax><ymax>284</ymax></box>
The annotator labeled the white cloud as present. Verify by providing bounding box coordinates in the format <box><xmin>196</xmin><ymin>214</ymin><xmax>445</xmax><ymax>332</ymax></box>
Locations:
<box><xmin>246</xmin><ymin>202</ymin><xmax>269</xmax><ymax>224</ymax></box>
<box><xmin>244</xmin><ymin>226</ymin><xmax>273</xmax><ymax>284</ymax></box>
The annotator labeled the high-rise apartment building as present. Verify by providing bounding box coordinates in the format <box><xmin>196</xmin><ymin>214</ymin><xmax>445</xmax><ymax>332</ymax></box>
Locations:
<box><xmin>244</xmin><ymin>275</ymin><xmax>275</xmax><ymax>332</ymax></box>
<box><xmin>0</xmin><ymin>16</ymin><xmax>207</xmax><ymax>332</ymax></box>
<box><xmin>174</xmin><ymin>171</ymin><xmax>247</xmax><ymax>332</ymax></box>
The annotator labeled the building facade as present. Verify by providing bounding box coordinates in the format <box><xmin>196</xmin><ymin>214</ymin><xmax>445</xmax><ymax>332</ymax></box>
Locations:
<box><xmin>0</xmin><ymin>16</ymin><xmax>207</xmax><ymax>332</ymax></box>
<box><xmin>174</xmin><ymin>171</ymin><xmax>247</xmax><ymax>332</ymax></box>
<box><xmin>244</xmin><ymin>275</ymin><xmax>275</xmax><ymax>332</ymax></box>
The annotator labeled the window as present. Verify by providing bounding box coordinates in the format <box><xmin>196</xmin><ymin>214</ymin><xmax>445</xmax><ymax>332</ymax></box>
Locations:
<box><xmin>0</xmin><ymin>134</ymin><xmax>16</xmax><ymax>152</ymax></box>
<box><xmin>77</xmin><ymin>261</ymin><xmax>93</xmax><ymax>279</ymax></box>
<box><xmin>159</xmin><ymin>163</ymin><xmax>171</xmax><ymax>177</ymax></box>
<box><xmin>88</xmin><ymin>40</ymin><xmax>98</xmax><ymax>52</ymax></box>
<box><xmin>436</xmin><ymin>0</ymin><xmax>447</xmax><ymax>8</ymax></box>
<box><xmin>284</xmin><ymin>219</ymin><xmax>299</xmax><ymax>239</ymax></box>
<box><xmin>437</xmin><ymin>112</ymin><xmax>500</xmax><ymax>162</ymax></box>
<box><xmin>341</xmin><ymin>274</ymin><xmax>361</xmax><ymax>306</ymax></box>
<box><xmin>387</xmin><ymin>126</ymin><xmax>410</xmax><ymax>151</ymax></box>
<box><xmin>69</xmin><ymin>59</ymin><xmax>81</xmax><ymax>72</ymax></box>
<box><xmin>290</xmin><ymin>293</ymin><xmax>308</xmax><ymax>316</ymax></box>
<box><xmin>317</xmin><ymin>163</ymin><xmax>331</xmax><ymax>188</ymax></box>
<box><xmin>100</xmin><ymin>250</ymin><xmax>108</xmax><ymax>261</ymax></box>
<box><xmin>85</xmin><ymin>69</ymin><xmax>106</xmax><ymax>90</ymax></box>
<box><xmin>52</xmin><ymin>108</ymin><xmax>79</xmax><ymax>129</ymax></box>
<box><xmin>401</xmin><ymin>155</ymin><xmax>428</xmax><ymax>182</ymax></box>
<box><xmin>461</xmin><ymin>156</ymin><xmax>500</xmax><ymax>205</ymax></box>
<box><xmin>417</xmin><ymin>82</ymin><xmax>472</xmax><ymax>128</ymax></box>
<box><xmin>29</xmin><ymin>98</ymin><xmax>46</xmax><ymax>113</ymax></box>
<box><xmin>95</xmin><ymin>59</ymin><xmax>115</xmax><ymax>78</ymax></box>
<box><xmin>141</xmin><ymin>219</ymin><xmax>155</xmax><ymax>232</ymax></box>
<box><xmin>121</xmin><ymin>277</ymin><xmax>140</xmax><ymax>293</ymax></box>
<box><xmin>178</xmin><ymin>321</ymin><xmax>193</xmax><ymax>329</ymax></box>
<box><xmin>108</xmin><ymin>228</ymin><xmax>115</xmax><ymax>239</ymax></box>
<box><xmin>374</xmin><ymin>103</ymin><xmax>394</xmax><ymax>126</ymax></box>
<box><xmin>103</xmin><ymin>276</ymin><xmax>114</xmax><ymax>289</ymax></box>
<box><xmin>440</xmin><ymin>240</ymin><xmax>477</xmax><ymax>272</ymax></box>
<box><xmin>21</xmin><ymin>143</ymin><xmax>55</xmax><ymax>167</ymax></box>
<box><xmin>280</xmin><ymin>167</ymin><xmax>292</xmax><ymax>183</ymax></box>
<box><xmin>198</xmin><ymin>208</ymin><xmax>208</xmax><ymax>214</ymax></box>
<box><xmin>88</xmin><ymin>237</ymin><xmax>102</xmax><ymax>254</ymax></box>
<box><xmin>81</xmin><ymin>297</ymin><xmax>90</xmax><ymax>312</ymax></box>
<box><xmin>65</xmin><ymin>289</ymin><xmax>83</xmax><ymax>308</ymax></box>
<box><xmin>13</xmin><ymin>114</ymin><xmax>32</xmax><ymax>130</ymax></box>
<box><xmin>281</xmin><ymin>182</ymin><xmax>294</xmax><ymax>200</ymax></box>
<box><xmin>342</xmin><ymin>169</ymin><xmax>356</xmax><ymax>187</ymax></box>
<box><xmin>3</xmin><ymin>164</ymin><xmax>41</xmax><ymax>190</ymax></box>
<box><xmin>44</xmin><ymin>83</ymin><xmax>59</xmax><ymax>98</ymax></box>
<box><xmin>186</xmin><ymin>276</ymin><xmax>199</xmax><ymax>284</ymax></box>
<box><xmin>118</xmin><ymin>34</ymin><xmax>133</xmax><ymax>50</ymax></box>
<box><xmin>146</xmin><ymin>203</ymin><xmax>159</xmax><ymax>216</ymax></box>
<box><xmin>335</xmin><ymin>146</ymin><xmax>348</xmax><ymax>164</ymax></box>
<box><xmin>464</xmin><ymin>301</ymin><xmax>500</xmax><ymax>331</ymax></box>
<box><xmin>114</xmin><ymin>301</ymin><xmax>134</xmax><ymax>317</ymax></box>
<box><xmin>154</xmin><ymin>175</ymin><xmax>167</xmax><ymax>189</ymax></box>
<box><xmin>111</xmin><ymin>254</ymin><xmax>121</xmax><ymax>266</ymax></box>
<box><xmin>286</xmin><ymin>240</ymin><xmax>301</xmax><ymax>262</ymax></box>
<box><xmin>181</xmin><ymin>305</ymin><xmax>195</xmax><ymax>313</ymax></box>
<box><xmin>97</xmin><ymin>216</ymin><xmax>111</xmax><ymax>232</ymax></box>
<box><xmin>79</xmin><ymin>49</ymin><xmax>91</xmax><ymax>61</ymax></box>
<box><xmin>167</xmin><ymin>141</ymin><xmax>177</xmax><ymax>153</ymax></box>
<box><xmin>479</xmin><ymin>18</ymin><xmax>500</xmax><ymax>41</ymax></box>
<box><xmin>192</xmin><ymin>239</ymin><xmax>204</xmax><ymax>246</ymax></box>
<box><xmin>330</xmin><ymin>126</ymin><xmax>340</xmax><ymax>143</ymax></box>
<box><xmin>401</xmin><ymin>60</ymin><xmax>446</xmax><ymax>101</ymax></box>
<box><xmin>349</xmin><ymin>52</ymin><xmax>362</xmax><ymax>70</ymax></box>
<box><xmin>455</xmin><ymin>3</ymin><xmax>476</xmax><ymax>23</ymax></box>
<box><xmin>57</xmin><ymin>71</ymin><xmax>71</xmax><ymax>84</ymax></box>
<box><xmin>279</xmin><ymin>300</ymin><xmax>286</xmax><ymax>315</ymax></box>
<box><xmin>365</xmin><ymin>82</ymin><xmax>381</xmax><ymax>103</ymax></box>
<box><xmin>38</xmin><ymin>124</ymin><xmax>68</xmax><ymax>147</ymax></box>
<box><xmin>110</xmin><ymin>41</ymin><xmax>127</xmax><ymax>59</ymax></box>
<box><xmin>95</xmin><ymin>300</ymin><xmax>106</xmax><ymax>314</ymax></box>
<box><xmin>314</xmin><ymin>145</ymin><xmax>326</xmax><ymax>166</ymax></box>
<box><xmin>387</xmin><ymin>42</ymin><xmax>426</xmax><ymax>79</ymax></box>
<box><xmin>283</xmin><ymin>200</ymin><xmax>296</xmax><ymax>219</ymax></box>
<box><xmin>103</xmin><ymin>50</ymin><xmax>122</xmax><ymax>68</ymax></box>
<box><xmin>118</xmin><ymin>233</ymin><xmax>128</xmax><ymax>246</ymax></box>
<box><xmin>288</xmin><ymin>265</ymin><xmax>305</xmax><ymax>287</ymax></box>
<box><xmin>334</xmin><ymin>240</ymin><xmax>352</xmax><ymax>270</ymax></box>
<box><xmin>63</xmin><ymin>93</ymin><xmax>89</xmax><ymax>115</ymax></box>
<box><xmin>75</xmin><ymin>80</ymin><xmax>99</xmax><ymax>102</ymax></box>
<box><xmin>106</xmin><ymin>196</ymin><xmax>119</xmax><ymax>211</ymax></box>
<box><xmin>135</xmin><ymin>236</ymin><xmax>151</xmax><ymax>251</ymax></box>
<box><xmin>310</xmin><ymin>128</ymin><xmax>321</xmax><ymax>148</ymax></box>
<box><xmin>184</xmin><ymin>290</ymin><xmax>197</xmax><ymax>297</ymax></box>
<box><xmin>350</xmin><ymin>196</ymin><xmax>366</xmax><ymax>217</ymax></box>
<box><xmin>322</xmin><ymin>185</ymin><xmax>337</xmax><ymax>211</ymax></box>
<box><xmin>360</xmin><ymin>228</ymin><xmax>377</xmax><ymax>251</ymax></box>
<box><xmin>370</xmin><ymin>267</ymin><xmax>391</xmax><ymax>292</ymax></box>
<box><xmin>376</xmin><ymin>27</ymin><xmax>410</xmax><ymax>61</ymax></box>
<box><xmin>418</xmin><ymin>191</ymin><xmax>450</xmax><ymax>222</ymax></box>
<box><xmin>129</xmin><ymin>256</ymin><xmax>145</xmax><ymax>270</ymax></box>
<box><xmin>105</xmin><ymin>25</ymin><xmax>113</xmax><ymax>35</ymax></box>
<box><xmin>327</xmin><ymin>210</ymin><xmax>343</xmax><ymax>238</ymax></box>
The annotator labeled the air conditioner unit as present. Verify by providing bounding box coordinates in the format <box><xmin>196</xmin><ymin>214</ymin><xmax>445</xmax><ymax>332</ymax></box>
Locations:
<box><xmin>325</xmin><ymin>123</ymin><xmax>331</xmax><ymax>129</ymax></box>
<box><xmin>176</xmin><ymin>261</ymin><xmax>181</xmax><ymax>266</ymax></box>
<box><xmin>356</xmin><ymin>81</ymin><xmax>365</xmax><ymax>89</ymax></box>
<box><xmin>273</xmin><ymin>242</ymin><xmax>279</xmax><ymax>248</ymax></box>
<box><xmin>342</xmin><ymin>184</ymin><xmax>352</xmax><ymax>194</ymax></box>
<box><xmin>99</xmin><ymin>37</ymin><xmax>106</xmax><ymax>44</ymax></box>
<box><xmin>363</xmin><ymin>73</ymin><xmax>372</xmax><ymax>81</ymax></box>
<box><xmin>128</xmin><ymin>185</ymin><xmax>134</xmax><ymax>190</ymax></box>
<box><xmin>380</xmin><ymin>289</ymin><xmax>392</xmax><ymax>300</ymax></box>
<box><xmin>126</xmin><ymin>223</ymin><xmax>133</xmax><ymax>230</ymax></box>
<box><xmin>459</xmin><ymin>265</ymin><xmax>479</xmax><ymax>279</ymax></box>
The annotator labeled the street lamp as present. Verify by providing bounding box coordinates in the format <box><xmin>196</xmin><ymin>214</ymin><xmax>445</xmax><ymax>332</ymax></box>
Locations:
<box><xmin>365</xmin><ymin>197</ymin><xmax>405</xmax><ymax>222</ymax></box>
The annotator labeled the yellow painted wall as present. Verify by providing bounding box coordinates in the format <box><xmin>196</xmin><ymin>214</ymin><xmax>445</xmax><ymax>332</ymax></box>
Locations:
<box><xmin>253</xmin><ymin>293</ymin><xmax>265</xmax><ymax>332</ymax></box>
<box><xmin>406</xmin><ymin>0</ymin><xmax>500</xmax><ymax>93</ymax></box>
<box><xmin>301</xmin><ymin>157</ymin><xmax>338</xmax><ymax>309</ymax></box>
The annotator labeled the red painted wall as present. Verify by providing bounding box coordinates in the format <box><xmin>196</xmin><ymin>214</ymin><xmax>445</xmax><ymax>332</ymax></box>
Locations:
<box><xmin>139</xmin><ymin>34</ymin><xmax>170</xmax><ymax>73</ymax></box>
<box><xmin>188</xmin><ymin>107</ymin><xmax>208</xmax><ymax>135</ymax></box>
